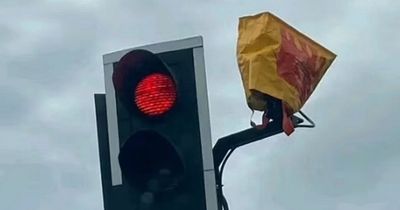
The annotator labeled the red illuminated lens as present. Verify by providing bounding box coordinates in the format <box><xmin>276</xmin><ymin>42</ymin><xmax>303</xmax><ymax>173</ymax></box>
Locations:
<box><xmin>135</xmin><ymin>73</ymin><xmax>177</xmax><ymax>116</ymax></box>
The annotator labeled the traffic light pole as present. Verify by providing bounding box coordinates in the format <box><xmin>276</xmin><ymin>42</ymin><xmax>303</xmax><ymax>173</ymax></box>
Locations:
<box><xmin>213</xmin><ymin>115</ymin><xmax>307</xmax><ymax>169</ymax></box>
<box><xmin>212</xmin><ymin>113</ymin><xmax>314</xmax><ymax>210</ymax></box>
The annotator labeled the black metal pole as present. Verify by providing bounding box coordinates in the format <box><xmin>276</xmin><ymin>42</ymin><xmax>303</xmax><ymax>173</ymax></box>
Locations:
<box><xmin>212</xmin><ymin>113</ymin><xmax>311</xmax><ymax>210</ymax></box>
<box><xmin>213</xmin><ymin>120</ymin><xmax>283</xmax><ymax>171</ymax></box>
<box><xmin>212</xmin><ymin>115</ymin><xmax>307</xmax><ymax>170</ymax></box>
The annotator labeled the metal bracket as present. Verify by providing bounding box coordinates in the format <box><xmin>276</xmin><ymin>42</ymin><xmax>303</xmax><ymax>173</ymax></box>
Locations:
<box><xmin>212</xmin><ymin>110</ymin><xmax>315</xmax><ymax>210</ymax></box>
<box><xmin>213</xmin><ymin>111</ymin><xmax>314</xmax><ymax>170</ymax></box>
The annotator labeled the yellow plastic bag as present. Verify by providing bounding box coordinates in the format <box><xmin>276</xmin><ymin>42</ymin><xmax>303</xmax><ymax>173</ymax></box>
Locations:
<box><xmin>237</xmin><ymin>12</ymin><xmax>336</xmax><ymax>134</ymax></box>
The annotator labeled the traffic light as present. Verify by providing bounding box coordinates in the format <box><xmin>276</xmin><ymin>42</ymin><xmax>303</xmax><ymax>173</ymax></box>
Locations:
<box><xmin>95</xmin><ymin>37</ymin><xmax>218</xmax><ymax>210</ymax></box>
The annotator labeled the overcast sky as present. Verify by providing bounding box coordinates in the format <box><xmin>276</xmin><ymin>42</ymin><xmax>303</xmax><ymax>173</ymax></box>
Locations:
<box><xmin>1</xmin><ymin>0</ymin><xmax>399</xmax><ymax>210</ymax></box>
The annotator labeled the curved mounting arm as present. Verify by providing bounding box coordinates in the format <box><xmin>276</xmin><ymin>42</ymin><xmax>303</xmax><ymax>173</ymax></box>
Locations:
<box><xmin>213</xmin><ymin>119</ymin><xmax>283</xmax><ymax>171</ymax></box>
<box><xmin>212</xmin><ymin>113</ymin><xmax>314</xmax><ymax>171</ymax></box>
<box><xmin>212</xmin><ymin>111</ymin><xmax>315</xmax><ymax>210</ymax></box>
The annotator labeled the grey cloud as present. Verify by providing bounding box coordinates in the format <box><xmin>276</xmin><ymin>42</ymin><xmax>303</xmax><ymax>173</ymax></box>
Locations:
<box><xmin>1</xmin><ymin>0</ymin><xmax>400</xmax><ymax>210</ymax></box>
<box><xmin>0</xmin><ymin>163</ymin><xmax>102</xmax><ymax>210</ymax></box>
<box><xmin>0</xmin><ymin>85</ymin><xmax>34</xmax><ymax>126</ymax></box>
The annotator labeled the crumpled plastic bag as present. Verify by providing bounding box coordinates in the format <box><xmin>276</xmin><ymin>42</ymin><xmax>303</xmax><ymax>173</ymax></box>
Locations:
<box><xmin>237</xmin><ymin>12</ymin><xmax>336</xmax><ymax>135</ymax></box>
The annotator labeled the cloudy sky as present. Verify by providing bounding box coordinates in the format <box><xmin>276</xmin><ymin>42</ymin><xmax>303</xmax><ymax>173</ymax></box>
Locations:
<box><xmin>1</xmin><ymin>0</ymin><xmax>399</xmax><ymax>209</ymax></box>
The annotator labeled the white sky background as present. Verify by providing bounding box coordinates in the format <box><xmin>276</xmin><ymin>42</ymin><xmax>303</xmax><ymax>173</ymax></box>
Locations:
<box><xmin>1</xmin><ymin>0</ymin><xmax>399</xmax><ymax>209</ymax></box>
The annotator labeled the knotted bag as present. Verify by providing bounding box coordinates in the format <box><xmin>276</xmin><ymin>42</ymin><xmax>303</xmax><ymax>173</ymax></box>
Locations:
<box><xmin>237</xmin><ymin>12</ymin><xmax>336</xmax><ymax>135</ymax></box>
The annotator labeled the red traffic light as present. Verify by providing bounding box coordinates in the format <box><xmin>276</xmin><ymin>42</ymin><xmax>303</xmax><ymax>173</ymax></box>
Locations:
<box><xmin>113</xmin><ymin>49</ymin><xmax>177</xmax><ymax>116</ymax></box>
<box><xmin>135</xmin><ymin>73</ymin><xmax>177</xmax><ymax>117</ymax></box>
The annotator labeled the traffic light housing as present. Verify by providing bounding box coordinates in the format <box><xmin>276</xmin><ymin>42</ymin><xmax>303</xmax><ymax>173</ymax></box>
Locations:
<box><xmin>95</xmin><ymin>37</ymin><xmax>218</xmax><ymax>210</ymax></box>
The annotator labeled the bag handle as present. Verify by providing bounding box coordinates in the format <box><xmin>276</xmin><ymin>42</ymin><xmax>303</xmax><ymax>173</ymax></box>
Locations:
<box><xmin>250</xmin><ymin>101</ymin><xmax>295</xmax><ymax>136</ymax></box>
